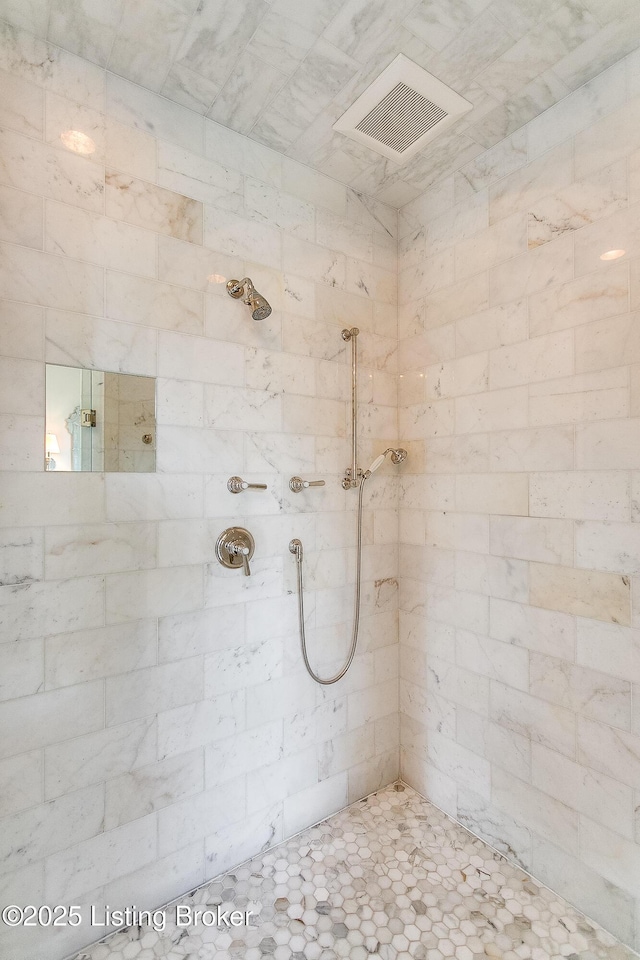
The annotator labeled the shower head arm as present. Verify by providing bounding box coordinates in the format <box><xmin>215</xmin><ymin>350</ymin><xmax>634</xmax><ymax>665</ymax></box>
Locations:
<box><xmin>226</xmin><ymin>278</ymin><xmax>254</xmax><ymax>301</ymax></box>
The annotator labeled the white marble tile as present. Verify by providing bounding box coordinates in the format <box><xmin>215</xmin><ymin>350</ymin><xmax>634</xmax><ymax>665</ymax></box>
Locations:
<box><xmin>531</xmin><ymin>650</ymin><xmax>631</xmax><ymax>727</ymax></box>
<box><xmin>491</xmin><ymin>516</ymin><xmax>573</xmax><ymax>565</ymax></box>
<box><xmin>106</xmin><ymin>566</ymin><xmax>203</xmax><ymax>625</ymax></box>
<box><xmin>455</xmin><ymin>212</ymin><xmax>527</xmax><ymax>282</ymax></box>
<box><xmin>455</xmin><ymin>472</ymin><xmax>528</xmax><ymax>516</ymax></box>
<box><xmin>455</xmin><ymin>386</ymin><xmax>528</xmax><ymax>435</ymax></box>
<box><xmin>491</xmin><ymin>234</ymin><xmax>574</xmax><ymax>305</ymax></box>
<box><xmin>44</xmin><ymin>717</ymin><xmax>156</xmax><ymax>799</ymax></box>
<box><xmin>0</xmin><ymin>68</ymin><xmax>43</xmax><ymax>139</ymax></box>
<box><xmin>490</xmin><ymin>425</ymin><xmax>574</xmax><ymax>472</ymax></box>
<box><xmin>157</xmin><ymin>693</ymin><xmax>245</xmax><ymax>760</ymax></box>
<box><xmin>105</xmin><ymin>171</ymin><xmax>203</xmax><ymax>243</ymax></box>
<box><xmin>528</xmin><ymin>160</ymin><xmax>627</xmax><ymax>249</ymax></box>
<box><xmin>0</xmin><ymin>636</ymin><xmax>42</xmax><ymax>702</ymax></box>
<box><xmin>0</xmin><ymin>21</ymin><xmax>106</xmax><ymax>109</ymax></box>
<box><xmin>0</xmin><ymin>783</ymin><xmax>105</xmax><ymax>876</ymax></box>
<box><xmin>45</xmin><ymin>310</ymin><xmax>157</xmax><ymax>376</ymax></box>
<box><xmin>106</xmin><ymin>272</ymin><xmax>203</xmax><ymax>335</ymax></box>
<box><xmin>0</xmin><ymin>576</ymin><xmax>104</xmax><ymax>643</ymax></box>
<box><xmin>530</xmin><ymin>471</ymin><xmax>631</xmax><ymax>522</ymax></box>
<box><xmin>105</xmin><ymin>751</ymin><xmax>203</xmax><ymax>831</ymax></box>
<box><xmin>492</xmin><ymin>765</ymin><xmax>579</xmax><ymax>854</ymax></box>
<box><xmin>490</xmin><ymin>142</ymin><xmax>574</xmax><ymax>224</ymax></box>
<box><xmin>0</xmin><ymin>751</ymin><xmax>43</xmax><ymax>818</ymax></box>
<box><xmin>0</xmin><ymin>242</ymin><xmax>104</xmax><ymax>314</ymax></box>
<box><xmin>491</xmin><ymin>682</ymin><xmax>576</xmax><ymax>760</ymax></box>
<box><xmin>578</xmin><ymin>716</ymin><xmax>640</xmax><ymax>790</ymax></box>
<box><xmin>577</xmin><ymin>619</ymin><xmax>640</xmax><ymax>685</ymax></box>
<box><xmin>490</xmin><ymin>598</ymin><xmax>575</xmax><ymax>659</ymax></box>
<box><xmin>576</xmin><ymin>521</ymin><xmax>640</xmax><ymax>576</ymax></box>
<box><xmin>455</xmin><ymin>299</ymin><xmax>528</xmax><ymax>356</ymax></box>
<box><xmin>0</xmin><ymin>183</ymin><xmax>43</xmax><ymax>249</ymax></box>
<box><xmin>44</xmin><ymin>522</ymin><xmax>156</xmax><ymax>580</ymax></box>
<box><xmin>575</xmin><ymin>204</ymin><xmax>640</xmax><ymax>278</ymax></box>
<box><xmin>45</xmin><ymin>814</ymin><xmax>157</xmax><ymax>902</ymax></box>
<box><xmin>157</xmin><ymin>775</ymin><xmax>245</xmax><ymax>856</ymax></box>
<box><xmin>580</xmin><ymin>817</ymin><xmax>640</xmax><ymax>898</ymax></box>
<box><xmin>0</xmin><ymin>681</ymin><xmax>103</xmax><ymax>760</ymax></box>
<box><xmin>107</xmin><ymin>73</ymin><xmax>204</xmax><ymax>153</ymax></box>
<box><xmin>529</xmin><ymin>263</ymin><xmax>629</xmax><ymax>337</ymax></box>
<box><xmin>45</xmin><ymin>200</ymin><xmax>156</xmax><ymax>277</ymax></box>
<box><xmin>0</xmin><ymin>128</ymin><xmax>105</xmax><ymax>213</ymax></box>
<box><xmin>105</xmin><ymin>118</ymin><xmax>156</xmax><ymax>181</ymax></box>
<box><xmin>105</xmin><ymin>658</ymin><xmax>203</xmax><ymax>727</ymax></box>
<box><xmin>105</xmin><ymin>474</ymin><xmax>202</xmax><ymax>522</ymax></box>
<box><xmin>577</xmin><ymin>419</ymin><xmax>640</xmax><ymax>470</ymax></box>
<box><xmin>0</xmin><ymin>527</ymin><xmax>43</xmax><ymax>587</ymax></box>
<box><xmin>0</xmin><ymin>300</ymin><xmax>43</xmax><ymax>361</ymax></box>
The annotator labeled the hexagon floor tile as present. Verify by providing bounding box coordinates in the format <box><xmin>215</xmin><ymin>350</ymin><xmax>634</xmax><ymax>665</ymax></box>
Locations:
<box><xmin>74</xmin><ymin>782</ymin><xmax>636</xmax><ymax>960</ymax></box>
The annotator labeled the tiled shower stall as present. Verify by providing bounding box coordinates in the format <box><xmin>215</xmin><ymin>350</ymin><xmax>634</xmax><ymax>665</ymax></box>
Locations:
<box><xmin>0</xmin><ymin>7</ymin><xmax>639</xmax><ymax>960</ymax></box>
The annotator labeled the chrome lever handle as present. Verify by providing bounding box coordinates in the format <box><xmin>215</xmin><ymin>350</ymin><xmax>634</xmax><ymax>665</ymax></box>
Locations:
<box><xmin>227</xmin><ymin>476</ymin><xmax>268</xmax><ymax>494</ymax></box>
<box><xmin>226</xmin><ymin>541</ymin><xmax>251</xmax><ymax>576</ymax></box>
<box><xmin>289</xmin><ymin>477</ymin><xmax>326</xmax><ymax>493</ymax></box>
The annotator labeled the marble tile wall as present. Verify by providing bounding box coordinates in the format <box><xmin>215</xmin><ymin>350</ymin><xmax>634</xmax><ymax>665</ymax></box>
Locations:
<box><xmin>0</xmin><ymin>23</ymin><xmax>399</xmax><ymax>960</ymax></box>
<box><xmin>398</xmin><ymin>46</ymin><xmax>640</xmax><ymax>953</ymax></box>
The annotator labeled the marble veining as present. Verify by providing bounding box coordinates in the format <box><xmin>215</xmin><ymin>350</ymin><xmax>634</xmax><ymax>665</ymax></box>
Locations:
<box><xmin>72</xmin><ymin>782</ymin><xmax>635</xmax><ymax>960</ymax></box>
<box><xmin>1</xmin><ymin>0</ymin><xmax>638</xmax><ymax>203</ymax></box>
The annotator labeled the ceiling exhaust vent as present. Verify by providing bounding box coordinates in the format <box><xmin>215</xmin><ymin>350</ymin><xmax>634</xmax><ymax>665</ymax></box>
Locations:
<box><xmin>333</xmin><ymin>55</ymin><xmax>472</xmax><ymax>164</ymax></box>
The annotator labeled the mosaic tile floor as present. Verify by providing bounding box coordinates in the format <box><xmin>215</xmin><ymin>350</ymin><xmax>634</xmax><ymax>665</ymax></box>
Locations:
<box><xmin>76</xmin><ymin>782</ymin><xmax>635</xmax><ymax>960</ymax></box>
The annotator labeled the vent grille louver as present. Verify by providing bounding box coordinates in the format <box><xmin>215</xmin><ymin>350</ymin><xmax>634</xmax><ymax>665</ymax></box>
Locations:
<box><xmin>333</xmin><ymin>55</ymin><xmax>473</xmax><ymax>164</ymax></box>
<box><xmin>355</xmin><ymin>82</ymin><xmax>448</xmax><ymax>154</ymax></box>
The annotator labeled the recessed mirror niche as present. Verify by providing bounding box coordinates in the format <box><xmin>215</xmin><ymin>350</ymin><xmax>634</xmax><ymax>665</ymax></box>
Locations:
<box><xmin>45</xmin><ymin>364</ymin><xmax>156</xmax><ymax>473</ymax></box>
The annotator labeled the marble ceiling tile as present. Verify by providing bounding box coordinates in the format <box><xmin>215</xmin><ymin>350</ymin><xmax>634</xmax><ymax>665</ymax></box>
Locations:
<box><xmin>249</xmin><ymin>102</ymin><xmax>306</xmax><ymax>153</ymax></box>
<box><xmin>161</xmin><ymin>63</ymin><xmax>220</xmax><ymax>115</ymax></box>
<box><xmin>0</xmin><ymin>0</ymin><xmax>50</xmax><ymax>38</ymax></box>
<box><xmin>245</xmin><ymin>11</ymin><xmax>317</xmax><ymax>75</ymax></box>
<box><xmin>466</xmin><ymin>70</ymin><xmax>568</xmax><ymax>150</ymax></box>
<box><xmin>210</xmin><ymin>53</ymin><xmax>287</xmax><ymax>137</ymax></box>
<box><xmin>424</xmin><ymin>9</ymin><xmax>515</xmax><ymax>92</ymax></box>
<box><xmin>476</xmin><ymin>22</ymin><xmax>577</xmax><ymax>103</ymax></box>
<box><xmin>487</xmin><ymin>0</ymin><xmax>564</xmax><ymax>40</ymax></box>
<box><xmin>48</xmin><ymin>0</ymin><xmax>124</xmax><ymax>67</ymax></box>
<box><xmin>174</xmin><ymin>0</ymin><xmax>269</xmax><ymax>87</ymax></box>
<box><xmin>269</xmin><ymin>0</ymin><xmax>343</xmax><ymax>36</ymax></box>
<box><xmin>403</xmin><ymin>0</ymin><xmax>490</xmax><ymax>54</ymax></box>
<box><xmin>322</xmin><ymin>0</ymin><xmax>417</xmax><ymax>66</ymax></box>
<box><xmin>556</xmin><ymin>16</ymin><xmax>640</xmax><ymax>91</ymax></box>
<box><xmin>108</xmin><ymin>0</ymin><xmax>196</xmax><ymax>92</ymax></box>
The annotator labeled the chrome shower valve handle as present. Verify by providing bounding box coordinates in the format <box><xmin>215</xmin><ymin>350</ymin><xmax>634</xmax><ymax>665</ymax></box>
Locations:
<box><xmin>227</xmin><ymin>476</ymin><xmax>268</xmax><ymax>494</ymax></box>
<box><xmin>216</xmin><ymin>527</ymin><xmax>255</xmax><ymax>577</ymax></box>
<box><xmin>289</xmin><ymin>477</ymin><xmax>325</xmax><ymax>493</ymax></box>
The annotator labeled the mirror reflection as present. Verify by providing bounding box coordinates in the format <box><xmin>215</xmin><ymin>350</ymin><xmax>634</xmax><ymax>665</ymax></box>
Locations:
<box><xmin>45</xmin><ymin>364</ymin><xmax>156</xmax><ymax>473</ymax></box>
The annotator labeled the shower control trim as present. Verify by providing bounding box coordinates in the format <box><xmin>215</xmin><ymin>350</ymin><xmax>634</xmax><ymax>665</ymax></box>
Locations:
<box><xmin>289</xmin><ymin>477</ymin><xmax>325</xmax><ymax>493</ymax></box>
<box><xmin>227</xmin><ymin>476</ymin><xmax>268</xmax><ymax>494</ymax></box>
<box><xmin>216</xmin><ymin>527</ymin><xmax>255</xmax><ymax>577</ymax></box>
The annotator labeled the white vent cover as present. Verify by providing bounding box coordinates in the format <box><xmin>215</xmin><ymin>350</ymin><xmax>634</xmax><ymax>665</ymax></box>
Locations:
<box><xmin>333</xmin><ymin>55</ymin><xmax>473</xmax><ymax>163</ymax></box>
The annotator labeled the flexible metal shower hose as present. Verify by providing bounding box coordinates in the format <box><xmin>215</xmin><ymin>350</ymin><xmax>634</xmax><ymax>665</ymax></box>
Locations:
<box><xmin>291</xmin><ymin>474</ymin><xmax>369</xmax><ymax>685</ymax></box>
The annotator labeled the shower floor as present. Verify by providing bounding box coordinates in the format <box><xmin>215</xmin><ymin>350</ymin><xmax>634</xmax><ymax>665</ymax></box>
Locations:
<box><xmin>75</xmin><ymin>782</ymin><xmax>634</xmax><ymax>960</ymax></box>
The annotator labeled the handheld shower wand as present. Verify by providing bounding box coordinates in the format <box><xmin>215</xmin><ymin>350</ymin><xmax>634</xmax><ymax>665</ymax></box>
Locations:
<box><xmin>364</xmin><ymin>447</ymin><xmax>408</xmax><ymax>477</ymax></box>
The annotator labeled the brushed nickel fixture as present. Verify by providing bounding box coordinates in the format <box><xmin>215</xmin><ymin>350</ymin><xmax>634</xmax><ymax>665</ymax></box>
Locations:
<box><xmin>227</xmin><ymin>476</ymin><xmax>268</xmax><ymax>494</ymax></box>
<box><xmin>364</xmin><ymin>447</ymin><xmax>408</xmax><ymax>476</ymax></box>
<box><xmin>216</xmin><ymin>526</ymin><xmax>255</xmax><ymax>577</ymax></box>
<box><xmin>289</xmin><ymin>477</ymin><xmax>326</xmax><ymax>493</ymax></box>
<box><xmin>290</xmin><ymin>330</ymin><xmax>408</xmax><ymax>686</ymax></box>
<box><xmin>226</xmin><ymin>277</ymin><xmax>272</xmax><ymax>320</ymax></box>
<box><xmin>342</xmin><ymin>327</ymin><xmax>360</xmax><ymax>489</ymax></box>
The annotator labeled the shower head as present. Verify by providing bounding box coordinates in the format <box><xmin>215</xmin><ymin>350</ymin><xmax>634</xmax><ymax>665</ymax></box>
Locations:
<box><xmin>365</xmin><ymin>447</ymin><xmax>408</xmax><ymax>477</ymax></box>
<box><xmin>226</xmin><ymin>277</ymin><xmax>272</xmax><ymax>320</ymax></box>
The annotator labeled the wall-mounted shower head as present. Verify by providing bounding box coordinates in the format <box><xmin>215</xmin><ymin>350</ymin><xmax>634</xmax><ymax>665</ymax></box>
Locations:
<box><xmin>365</xmin><ymin>447</ymin><xmax>408</xmax><ymax>477</ymax></box>
<box><xmin>226</xmin><ymin>278</ymin><xmax>272</xmax><ymax>320</ymax></box>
